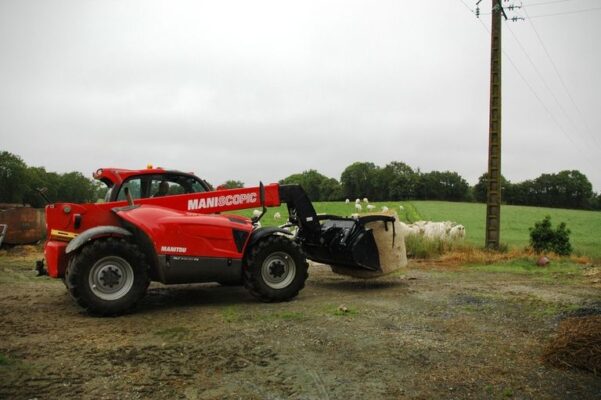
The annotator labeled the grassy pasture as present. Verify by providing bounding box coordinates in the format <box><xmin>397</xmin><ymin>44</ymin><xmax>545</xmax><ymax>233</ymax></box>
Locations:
<box><xmin>231</xmin><ymin>200</ymin><xmax>601</xmax><ymax>259</ymax></box>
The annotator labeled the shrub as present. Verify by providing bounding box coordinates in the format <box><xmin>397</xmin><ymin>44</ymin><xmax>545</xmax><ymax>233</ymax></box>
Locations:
<box><xmin>529</xmin><ymin>216</ymin><xmax>572</xmax><ymax>256</ymax></box>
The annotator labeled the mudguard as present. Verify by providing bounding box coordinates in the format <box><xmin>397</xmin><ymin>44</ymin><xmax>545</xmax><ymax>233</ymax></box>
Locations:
<box><xmin>247</xmin><ymin>227</ymin><xmax>293</xmax><ymax>249</ymax></box>
<box><xmin>65</xmin><ymin>225</ymin><xmax>132</xmax><ymax>254</ymax></box>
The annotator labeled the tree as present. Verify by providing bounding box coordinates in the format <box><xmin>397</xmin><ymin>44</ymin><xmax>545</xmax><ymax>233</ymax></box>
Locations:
<box><xmin>416</xmin><ymin>171</ymin><xmax>469</xmax><ymax>201</ymax></box>
<box><xmin>319</xmin><ymin>177</ymin><xmax>343</xmax><ymax>201</ymax></box>
<box><xmin>592</xmin><ymin>193</ymin><xmax>601</xmax><ymax>211</ymax></box>
<box><xmin>375</xmin><ymin>161</ymin><xmax>417</xmax><ymax>200</ymax></box>
<box><xmin>340</xmin><ymin>162</ymin><xmax>379</xmax><ymax>200</ymax></box>
<box><xmin>554</xmin><ymin>170</ymin><xmax>593</xmax><ymax>209</ymax></box>
<box><xmin>509</xmin><ymin>170</ymin><xmax>594</xmax><ymax>209</ymax></box>
<box><xmin>280</xmin><ymin>170</ymin><xmax>341</xmax><ymax>201</ymax></box>
<box><xmin>22</xmin><ymin>166</ymin><xmax>56</xmax><ymax>207</ymax></box>
<box><xmin>56</xmin><ymin>172</ymin><xmax>99</xmax><ymax>203</ymax></box>
<box><xmin>0</xmin><ymin>151</ymin><xmax>28</xmax><ymax>203</ymax></box>
<box><xmin>220</xmin><ymin>180</ymin><xmax>244</xmax><ymax>189</ymax></box>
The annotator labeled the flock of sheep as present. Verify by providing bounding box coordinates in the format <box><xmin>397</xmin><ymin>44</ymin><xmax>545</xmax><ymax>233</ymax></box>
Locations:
<box><xmin>345</xmin><ymin>198</ymin><xmax>465</xmax><ymax>241</ymax></box>
<box><xmin>251</xmin><ymin>197</ymin><xmax>466</xmax><ymax>242</ymax></box>
<box><xmin>400</xmin><ymin>220</ymin><xmax>466</xmax><ymax>241</ymax></box>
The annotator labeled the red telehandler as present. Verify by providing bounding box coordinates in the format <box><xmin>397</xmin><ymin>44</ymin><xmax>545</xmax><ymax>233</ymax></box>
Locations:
<box><xmin>40</xmin><ymin>167</ymin><xmax>395</xmax><ymax>315</ymax></box>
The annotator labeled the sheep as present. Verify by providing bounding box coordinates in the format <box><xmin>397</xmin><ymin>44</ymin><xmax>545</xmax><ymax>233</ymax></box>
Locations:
<box><xmin>366</xmin><ymin>204</ymin><xmax>376</xmax><ymax>211</ymax></box>
<box><xmin>398</xmin><ymin>205</ymin><xmax>405</xmax><ymax>211</ymax></box>
<box><xmin>423</xmin><ymin>222</ymin><xmax>450</xmax><ymax>240</ymax></box>
<box><xmin>252</xmin><ymin>209</ymin><xmax>261</xmax><ymax>217</ymax></box>
<box><xmin>355</xmin><ymin>203</ymin><xmax>362</xmax><ymax>212</ymax></box>
<box><xmin>406</xmin><ymin>220</ymin><xmax>465</xmax><ymax>241</ymax></box>
<box><xmin>381</xmin><ymin>206</ymin><xmax>389</xmax><ymax>212</ymax></box>
<box><xmin>448</xmin><ymin>224</ymin><xmax>466</xmax><ymax>240</ymax></box>
<box><xmin>273</xmin><ymin>212</ymin><xmax>282</xmax><ymax>220</ymax></box>
<box><xmin>345</xmin><ymin>199</ymin><xmax>350</xmax><ymax>204</ymax></box>
<box><xmin>404</xmin><ymin>224</ymin><xmax>422</xmax><ymax>236</ymax></box>
<box><xmin>363</xmin><ymin>198</ymin><xmax>369</xmax><ymax>203</ymax></box>
<box><xmin>355</xmin><ymin>198</ymin><xmax>361</xmax><ymax>204</ymax></box>
<box><xmin>399</xmin><ymin>221</ymin><xmax>418</xmax><ymax>237</ymax></box>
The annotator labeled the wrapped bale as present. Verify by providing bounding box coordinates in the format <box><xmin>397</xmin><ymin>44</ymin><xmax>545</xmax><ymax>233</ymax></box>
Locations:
<box><xmin>331</xmin><ymin>212</ymin><xmax>407</xmax><ymax>279</ymax></box>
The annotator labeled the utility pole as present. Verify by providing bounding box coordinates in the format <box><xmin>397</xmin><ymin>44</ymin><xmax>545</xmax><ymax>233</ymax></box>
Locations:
<box><xmin>478</xmin><ymin>0</ymin><xmax>507</xmax><ymax>249</ymax></box>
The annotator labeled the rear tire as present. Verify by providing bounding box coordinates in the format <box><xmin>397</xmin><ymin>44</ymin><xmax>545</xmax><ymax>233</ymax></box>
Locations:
<box><xmin>66</xmin><ymin>238</ymin><xmax>150</xmax><ymax>316</ymax></box>
<box><xmin>243</xmin><ymin>235</ymin><xmax>308</xmax><ymax>302</ymax></box>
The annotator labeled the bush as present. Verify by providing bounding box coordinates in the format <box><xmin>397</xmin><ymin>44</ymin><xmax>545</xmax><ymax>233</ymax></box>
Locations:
<box><xmin>529</xmin><ymin>216</ymin><xmax>572</xmax><ymax>256</ymax></box>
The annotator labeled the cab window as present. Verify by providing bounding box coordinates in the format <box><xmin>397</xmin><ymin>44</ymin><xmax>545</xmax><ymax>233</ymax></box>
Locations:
<box><xmin>150</xmin><ymin>175</ymin><xmax>207</xmax><ymax>197</ymax></box>
<box><xmin>115</xmin><ymin>174</ymin><xmax>208</xmax><ymax>201</ymax></box>
<box><xmin>116</xmin><ymin>178</ymin><xmax>143</xmax><ymax>201</ymax></box>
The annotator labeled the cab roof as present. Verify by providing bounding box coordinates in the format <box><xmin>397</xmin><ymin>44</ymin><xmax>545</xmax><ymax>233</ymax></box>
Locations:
<box><xmin>92</xmin><ymin>167</ymin><xmax>197</xmax><ymax>186</ymax></box>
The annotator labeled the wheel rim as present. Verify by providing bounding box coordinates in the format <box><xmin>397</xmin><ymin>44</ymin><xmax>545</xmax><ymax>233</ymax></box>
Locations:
<box><xmin>261</xmin><ymin>251</ymin><xmax>296</xmax><ymax>290</ymax></box>
<box><xmin>88</xmin><ymin>256</ymin><xmax>134</xmax><ymax>301</ymax></box>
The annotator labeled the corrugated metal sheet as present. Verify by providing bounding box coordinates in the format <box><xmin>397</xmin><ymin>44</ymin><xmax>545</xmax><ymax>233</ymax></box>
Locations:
<box><xmin>0</xmin><ymin>207</ymin><xmax>46</xmax><ymax>244</ymax></box>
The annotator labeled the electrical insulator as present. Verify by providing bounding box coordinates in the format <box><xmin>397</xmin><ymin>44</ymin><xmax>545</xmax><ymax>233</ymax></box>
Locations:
<box><xmin>476</xmin><ymin>6</ymin><xmax>480</xmax><ymax>18</ymax></box>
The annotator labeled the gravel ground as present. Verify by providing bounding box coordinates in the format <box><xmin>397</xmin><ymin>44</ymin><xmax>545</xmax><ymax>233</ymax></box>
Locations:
<box><xmin>1</xmin><ymin>250</ymin><xmax>600</xmax><ymax>399</ymax></box>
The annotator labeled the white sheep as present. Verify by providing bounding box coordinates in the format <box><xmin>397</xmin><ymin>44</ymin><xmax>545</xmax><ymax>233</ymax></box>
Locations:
<box><xmin>449</xmin><ymin>224</ymin><xmax>466</xmax><ymax>240</ymax></box>
<box><xmin>366</xmin><ymin>204</ymin><xmax>376</xmax><ymax>211</ymax></box>
<box><xmin>363</xmin><ymin>198</ymin><xmax>369</xmax><ymax>203</ymax></box>
<box><xmin>355</xmin><ymin>203</ymin><xmax>362</xmax><ymax>212</ymax></box>
<box><xmin>404</xmin><ymin>224</ymin><xmax>421</xmax><ymax>236</ymax></box>
<box><xmin>273</xmin><ymin>212</ymin><xmax>281</xmax><ymax>220</ymax></box>
<box><xmin>345</xmin><ymin>199</ymin><xmax>350</xmax><ymax>204</ymax></box>
<box><xmin>355</xmin><ymin>198</ymin><xmax>361</xmax><ymax>204</ymax></box>
<box><xmin>399</xmin><ymin>205</ymin><xmax>405</xmax><ymax>211</ymax></box>
<box><xmin>408</xmin><ymin>220</ymin><xmax>464</xmax><ymax>241</ymax></box>
<box><xmin>423</xmin><ymin>222</ymin><xmax>450</xmax><ymax>240</ymax></box>
<box><xmin>381</xmin><ymin>206</ymin><xmax>389</xmax><ymax>212</ymax></box>
<box><xmin>252</xmin><ymin>209</ymin><xmax>261</xmax><ymax>217</ymax></box>
<box><xmin>399</xmin><ymin>221</ymin><xmax>418</xmax><ymax>237</ymax></box>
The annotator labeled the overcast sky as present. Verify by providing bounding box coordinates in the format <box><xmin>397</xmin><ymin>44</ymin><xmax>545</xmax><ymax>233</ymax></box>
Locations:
<box><xmin>1</xmin><ymin>0</ymin><xmax>600</xmax><ymax>191</ymax></box>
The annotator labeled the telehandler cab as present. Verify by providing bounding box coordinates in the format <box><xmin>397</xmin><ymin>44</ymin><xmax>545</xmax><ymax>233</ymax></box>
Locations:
<box><xmin>42</xmin><ymin>166</ymin><xmax>395</xmax><ymax>315</ymax></box>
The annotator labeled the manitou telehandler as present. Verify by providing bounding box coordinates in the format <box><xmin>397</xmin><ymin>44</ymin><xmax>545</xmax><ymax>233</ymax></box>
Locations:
<box><xmin>41</xmin><ymin>166</ymin><xmax>396</xmax><ymax>315</ymax></box>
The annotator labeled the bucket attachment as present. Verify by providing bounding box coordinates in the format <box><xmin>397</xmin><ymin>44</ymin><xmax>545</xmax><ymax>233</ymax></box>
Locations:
<box><xmin>278</xmin><ymin>185</ymin><xmax>407</xmax><ymax>279</ymax></box>
<box><xmin>301</xmin><ymin>214</ymin><xmax>407</xmax><ymax>278</ymax></box>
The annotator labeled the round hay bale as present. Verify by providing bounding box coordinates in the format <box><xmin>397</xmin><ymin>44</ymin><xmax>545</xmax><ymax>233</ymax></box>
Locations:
<box><xmin>331</xmin><ymin>212</ymin><xmax>407</xmax><ymax>279</ymax></box>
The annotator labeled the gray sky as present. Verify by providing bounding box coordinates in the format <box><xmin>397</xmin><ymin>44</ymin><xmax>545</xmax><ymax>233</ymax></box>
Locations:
<box><xmin>1</xmin><ymin>0</ymin><xmax>600</xmax><ymax>191</ymax></box>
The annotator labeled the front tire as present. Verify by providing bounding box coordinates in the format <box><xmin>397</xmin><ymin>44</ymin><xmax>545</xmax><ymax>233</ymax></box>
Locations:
<box><xmin>243</xmin><ymin>235</ymin><xmax>308</xmax><ymax>302</ymax></box>
<box><xmin>66</xmin><ymin>238</ymin><xmax>150</xmax><ymax>316</ymax></box>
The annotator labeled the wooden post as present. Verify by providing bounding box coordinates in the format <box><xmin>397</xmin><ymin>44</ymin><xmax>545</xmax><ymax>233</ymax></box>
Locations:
<box><xmin>485</xmin><ymin>0</ymin><xmax>503</xmax><ymax>249</ymax></box>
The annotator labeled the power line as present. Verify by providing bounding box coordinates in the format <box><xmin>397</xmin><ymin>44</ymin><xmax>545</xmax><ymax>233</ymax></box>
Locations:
<box><xmin>522</xmin><ymin>5</ymin><xmax>601</xmax><ymax>148</ymax></box>
<box><xmin>458</xmin><ymin>0</ymin><xmax>477</xmax><ymax>14</ymax></box>
<box><xmin>529</xmin><ymin>6</ymin><xmax>601</xmax><ymax>18</ymax></box>
<box><xmin>524</xmin><ymin>0</ymin><xmax>590</xmax><ymax>7</ymax></box>
<box><xmin>462</xmin><ymin>1</ymin><xmax>594</xmax><ymax>153</ymax></box>
<box><xmin>504</xmin><ymin>23</ymin><xmax>597</xmax><ymax>150</ymax></box>
<box><xmin>474</xmin><ymin>17</ymin><xmax>581</xmax><ymax>149</ymax></box>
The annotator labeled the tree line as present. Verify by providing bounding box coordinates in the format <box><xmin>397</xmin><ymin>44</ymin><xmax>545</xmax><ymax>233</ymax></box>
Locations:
<box><xmin>1</xmin><ymin>151</ymin><xmax>600</xmax><ymax>210</ymax></box>
<box><xmin>0</xmin><ymin>151</ymin><xmax>103</xmax><ymax>207</ymax></box>
<box><xmin>279</xmin><ymin>161</ymin><xmax>601</xmax><ymax>210</ymax></box>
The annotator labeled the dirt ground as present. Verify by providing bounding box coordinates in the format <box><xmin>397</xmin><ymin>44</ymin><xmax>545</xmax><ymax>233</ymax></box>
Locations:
<box><xmin>1</xmin><ymin>249</ymin><xmax>600</xmax><ymax>399</ymax></box>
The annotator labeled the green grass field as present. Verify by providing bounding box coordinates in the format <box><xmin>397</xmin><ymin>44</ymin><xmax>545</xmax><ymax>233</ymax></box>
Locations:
<box><xmin>232</xmin><ymin>201</ymin><xmax>601</xmax><ymax>259</ymax></box>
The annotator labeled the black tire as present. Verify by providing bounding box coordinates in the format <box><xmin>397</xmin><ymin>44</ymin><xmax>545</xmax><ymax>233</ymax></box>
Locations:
<box><xmin>243</xmin><ymin>235</ymin><xmax>308</xmax><ymax>302</ymax></box>
<box><xmin>66</xmin><ymin>238</ymin><xmax>150</xmax><ymax>316</ymax></box>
